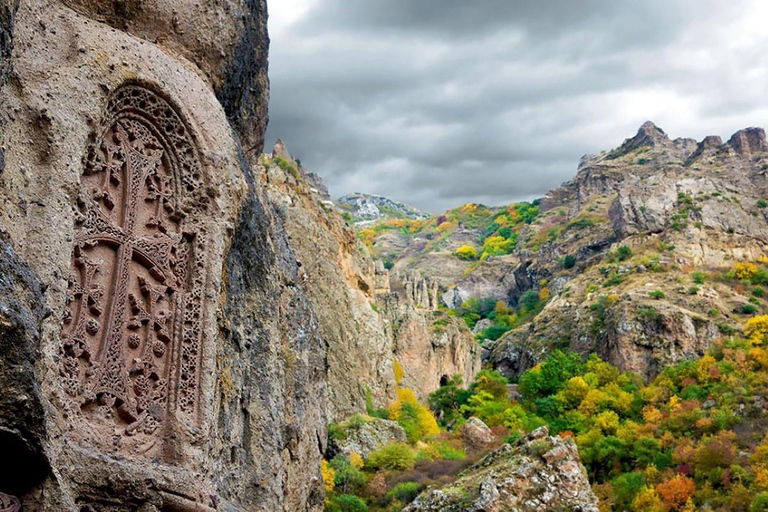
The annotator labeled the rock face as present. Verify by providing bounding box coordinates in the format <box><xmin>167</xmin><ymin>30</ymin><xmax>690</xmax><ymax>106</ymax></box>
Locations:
<box><xmin>0</xmin><ymin>1</ymin><xmax>325</xmax><ymax>510</ymax></box>
<box><xmin>328</xmin><ymin>417</ymin><xmax>407</xmax><ymax>460</ymax></box>
<box><xmin>261</xmin><ymin>142</ymin><xmax>482</xmax><ymax>419</ymax></box>
<box><xmin>405</xmin><ymin>426</ymin><xmax>599</xmax><ymax>512</ymax></box>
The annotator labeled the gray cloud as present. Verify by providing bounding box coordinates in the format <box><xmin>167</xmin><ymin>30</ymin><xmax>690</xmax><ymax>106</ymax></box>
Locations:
<box><xmin>265</xmin><ymin>0</ymin><xmax>768</xmax><ymax>213</ymax></box>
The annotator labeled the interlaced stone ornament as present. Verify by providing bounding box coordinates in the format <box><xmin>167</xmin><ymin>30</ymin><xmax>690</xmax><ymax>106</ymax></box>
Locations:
<box><xmin>60</xmin><ymin>84</ymin><xmax>208</xmax><ymax>458</ymax></box>
<box><xmin>0</xmin><ymin>493</ymin><xmax>20</xmax><ymax>512</ymax></box>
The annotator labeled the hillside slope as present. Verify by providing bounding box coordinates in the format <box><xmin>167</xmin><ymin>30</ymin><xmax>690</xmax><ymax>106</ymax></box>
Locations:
<box><xmin>361</xmin><ymin>122</ymin><xmax>768</xmax><ymax>380</ymax></box>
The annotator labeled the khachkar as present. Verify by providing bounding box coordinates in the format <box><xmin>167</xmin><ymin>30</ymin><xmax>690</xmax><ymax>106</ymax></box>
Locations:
<box><xmin>60</xmin><ymin>84</ymin><xmax>208</xmax><ymax>460</ymax></box>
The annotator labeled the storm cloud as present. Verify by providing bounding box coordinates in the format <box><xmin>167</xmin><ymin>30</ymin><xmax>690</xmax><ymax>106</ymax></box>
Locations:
<box><xmin>266</xmin><ymin>1</ymin><xmax>768</xmax><ymax>213</ymax></box>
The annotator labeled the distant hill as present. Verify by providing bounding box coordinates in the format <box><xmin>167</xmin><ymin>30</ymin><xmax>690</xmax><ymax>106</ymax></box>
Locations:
<box><xmin>335</xmin><ymin>192</ymin><xmax>432</xmax><ymax>224</ymax></box>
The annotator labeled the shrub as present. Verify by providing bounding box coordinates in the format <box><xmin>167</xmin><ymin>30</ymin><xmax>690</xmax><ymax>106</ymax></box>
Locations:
<box><xmin>394</xmin><ymin>360</ymin><xmax>405</xmax><ymax>385</ymax></box>
<box><xmin>326</xmin><ymin>494</ymin><xmax>368</xmax><ymax>512</ymax></box>
<box><xmin>752</xmin><ymin>492</ymin><xmax>768</xmax><ymax>512</ymax></box>
<box><xmin>518</xmin><ymin>290</ymin><xmax>541</xmax><ymax>312</ymax></box>
<box><xmin>617</xmin><ymin>245</ymin><xmax>633</xmax><ymax>261</ymax></box>
<box><xmin>746</xmin><ymin>315</ymin><xmax>768</xmax><ymax>344</ymax></box>
<box><xmin>732</xmin><ymin>262</ymin><xmax>758</xmax><ymax>281</ymax></box>
<box><xmin>755</xmin><ymin>287</ymin><xmax>766</xmax><ymax>298</ymax></box>
<box><xmin>758</xmin><ymin>199</ymin><xmax>768</xmax><ymax>208</ymax></box>
<box><xmin>367</xmin><ymin>443</ymin><xmax>414</xmax><ymax>471</ymax></box>
<box><xmin>688</xmin><ymin>286</ymin><xmax>699</xmax><ymax>295</ymax></box>
<box><xmin>743</xmin><ymin>304</ymin><xmax>759</xmax><ymax>314</ymax></box>
<box><xmin>563</xmin><ymin>255</ymin><xmax>576</xmax><ymax>269</ymax></box>
<box><xmin>387</xmin><ymin>482</ymin><xmax>422</xmax><ymax>503</ymax></box>
<box><xmin>649</xmin><ymin>290</ymin><xmax>666</xmax><ymax>300</ymax></box>
<box><xmin>455</xmin><ymin>245</ymin><xmax>478</xmax><ymax>260</ymax></box>
<box><xmin>691</xmin><ymin>271</ymin><xmax>706</xmax><ymax>284</ymax></box>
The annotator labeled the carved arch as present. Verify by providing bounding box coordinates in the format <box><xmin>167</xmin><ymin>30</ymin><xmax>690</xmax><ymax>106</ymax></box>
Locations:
<box><xmin>60</xmin><ymin>83</ymin><xmax>209</xmax><ymax>459</ymax></box>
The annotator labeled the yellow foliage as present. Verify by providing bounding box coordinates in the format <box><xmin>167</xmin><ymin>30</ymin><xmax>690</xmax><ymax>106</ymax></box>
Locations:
<box><xmin>632</xmin><ymin>486</ymin><xmax>665</xmax><ymax>512</ymax></box>
<box><xmin>437</xmin><ymin>221</ymin><xmax>454</xmax><ymax>232</ymax></box>
<box><xmin>455</xmin><ymin>245</ymin><xmax>478</xmax><ymax>260</ymax></box>
<box><xmin>578</xmin><ymin>389</ymin><xmax>606</xmax><ymax>416</ymax></box>
<box><xmin>697</xmin><ymin>354</ymin><xmax>716</xmax><ymax>383</ymax></box>
<box><xmin>682</xmin><ymin>498</ymin><xmax>696</xmax><ymax>512</ymax></box>
<box><xmin>558</xmin><ymin>376</ymin><xmax>590</xmax><ymax>408</ymax></box>
<box><xmin>644</xmin><ymin>464</ymin><xmax>660</xmax><ymax>485</ymax></box>
<box><xmin>759</xmin><ymin>255</ymin><xmax>768</xmax><ymax>264</ymax></box>
<box><xmin>393</xmin><ymin>359</ymin><xmax>405</xmax><ymax>385</ymax></box>
<box><xmin>733</xmin><ymin>261</ymin><xmax>758</xmax><ymax>280</ymax></box>
<box><xmin>349</xmin><ymin>451</ymin><xmax>364</xmax><ymax>469</ymax></box>
<box><xmin>460</xmin><ymin>203</ymin><xmax>478</xmax><ymax>214</ymax></box>
<box><xmin>754</xmin><ymin>466</ymin><xmax>768</xmax><ymax>491</ymax></box>
<box><xmin>388</xmin><ymin>387</ymin><xmax>440</xmax><ymax>440</ymax></box>
<box><xmin>321</xmin><ymin>460</ymin><xmax>335</xmax><ymax>494</ymax></box>
<box><xmin>539</xmin><ymin>287</ymin><xmax>550</xmax><ymax>301</ymax></box>
<box><xmin>745</xmin><ymin>315</ymin><xmax>768</xmax><ymax>345</ymax></box>
<box><xmin>595</xmin><ymin>410</ymin><xmax>620</xmax><ymax>434</ymax></box>
<box><xmin>358</xmin><ymin>228</ymin><xmax>377</xmax><ymax>246</ymax></box>
<box><xmin>642</xmin><ymin>405</ymin><xmax>662</xmax><ymax>424</ymax></box>
<box><xmin>749</xmin><ymin>347</ymin><xmax>768</xmax><ymax>369</ymax></box>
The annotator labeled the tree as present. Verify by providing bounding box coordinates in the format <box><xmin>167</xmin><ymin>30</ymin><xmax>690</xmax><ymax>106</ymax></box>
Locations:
<box><xmin>746</xmin><ymin>315</ymin><xmax>768</xmax><ymax>345</ymax></box>
<box><xmin>656</xmin><ymin>475</ymin><xmax>695</xmax><ymax>512</ymax></box>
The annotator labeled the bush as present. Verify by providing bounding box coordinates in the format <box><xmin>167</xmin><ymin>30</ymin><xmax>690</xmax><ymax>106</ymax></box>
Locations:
<box><xmin>691</xmin><ymin>271</ymin><xmax>706</xmax><ymax>284</ymax></box>
<box><xmin>387</xmin><ymin>482</ymin><xmax>422</xmax><ymax>503</ymax></box>
<box><xmin>752</xmin><ymin>493</ymin><xmax>768</xmax><ymax>512</ymax></box>
<box><xmin>743</xmin><ymin>304</ymin><xmax>759</xmax><ymax>314</ymax></box>
<box><xmin>326</xmin><ymin>494</ymin><xmax>368</xmax><ymax>512</ymax></box>
<box><xmin>649</xmin><ymin>290</ymin><xmax>666</xmax><ymax>300</ymax></box>
<box><xmin>329</xmin><ymin>455</ymin><xmax>367</xmax><ymax>492</ymax></box>
<box><xmin>518</xmin><ymin>290</ymin><xmax>541</xmax><ymax>312</ymax></box>
<box><xmin>367</xmin><ymin>443</ymin><xmax>414</xmax><ymax>471</ymax></box>
<box><xmin>563</xmin><ymin>255</ymin><xmax>576</xmax><ymax>269</ymax></box>
<box><xmin>455</xmin><ymin>245</ymin><xmax>478</xmax><ymax>260</ymax></box>
<box><xmin>758</xmin><ymin>199</ymin><xmax>768</xmax><ymax>208</ymax></box>
<box><xmin>617</xmin><ymin>245</ymin><xmax>633</xmax><ymax>261</ymax></box>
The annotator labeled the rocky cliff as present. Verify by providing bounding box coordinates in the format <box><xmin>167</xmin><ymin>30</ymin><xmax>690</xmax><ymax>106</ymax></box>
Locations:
<box><xmin>0</xmin><ymin>1</ymin><xmax>325</xmax><ymax>510</ymax></box>
<box><xmin>260</xmin><ymin>142</ymin><xmax>481</xmax><ymax>420</ymax></box>
<box><xmin>488</xmin><ymin>121</ymin><xmax>768</xmax><ymax>379</ymax></box>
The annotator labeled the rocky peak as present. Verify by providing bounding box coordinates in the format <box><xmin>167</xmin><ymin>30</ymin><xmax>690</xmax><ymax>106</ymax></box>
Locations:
<box><xmin>272</xmin><ymin>138</ymin><xmax>293</xmax><ymax>162</ymax></box>
<box><xmin>619</xmin><ymin>120</ymin><xmax>670</xmax><ymax>151</ymax></box>
<box><xmin>727</xmin><ymin>127</ymin><xmax>768</xmax><ymax>156</ymax></box>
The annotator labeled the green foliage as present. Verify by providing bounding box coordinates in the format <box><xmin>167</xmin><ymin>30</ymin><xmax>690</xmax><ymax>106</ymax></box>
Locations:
<box><xmin>329</xmin><ymin>455</ymin><xmax>367</xmax><ymax>493</ymax></box>
<box><xmin>743</xmin><ymin>304</ymin><xmax>759</xmax><ymax>314</ymax></box>
<box><xmin>428</xmin><ymin>375</ymin><xmax>473</xmax><ymax>426</ymax></box>
<box><xmin>367</xmin><ymin>443</ymin><xmax>414</xmax><ymax>471</ymax></box>
<box><xmin>519</xmin><ymin>350</ymin><xmax>584</xmax><ymax>400</ymax></box>
<box><xmin>326</xmin><ymin>494</ymin><xmax>369</xmax><ymax>512</ymax></box>
<box><xmin>518</xmin><ymin>290</ymin><xmax>541</xmax><ymax>313</ymax></box>
<box><xmin>691</xmin><ymin>271</ymin><xmax>706</xmax><ymax>284</ymax></box>
<box><xmin>649</xmin><ymin>290</ymin><xmax>666</xmax><ymax>300</ymax></box>
<box><xmin>758</xmin><ymin>199</ymin><xmax>768</xmax><ymax>208</ymax></box>
<box><xmin>386</xmin><ymin>482</ymin><xmax>422</xmax><ymax>504</ymax></box>
<box><xmin>566</xmin><ymin>217</ymin><xmax>597</xmax><ymax>230</ymax></box>
<box><xmin>563</xmin><ymin>254</ymin><xmax>576</xmax><ymax>269</ymax></box>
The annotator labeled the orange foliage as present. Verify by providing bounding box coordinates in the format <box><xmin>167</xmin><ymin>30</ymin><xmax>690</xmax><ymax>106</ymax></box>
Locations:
<box><xmin>656</xmin><ymin>474</ymin><xmax>695</xmax><ymax>511</ymax></box>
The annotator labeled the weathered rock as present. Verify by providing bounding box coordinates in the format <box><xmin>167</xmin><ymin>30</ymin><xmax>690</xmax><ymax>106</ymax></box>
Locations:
<box><xmin>404</xmin><ymin>426</ymin><xmax>599</xmax><ymax>512</ymax></box>
<box><xmin>328</xmin><ymin>417</ymin><xmax>407</xmax><ymax>460</ymax></box>
<box><xmin>0</xmin><ymin>1</ymin><xmax>325</xmax><ymax>510</ymax></box>
<box><xmin>460</xmin><ymin>417</ymin><xmax>493</xmax><ymax>449</ymax></box>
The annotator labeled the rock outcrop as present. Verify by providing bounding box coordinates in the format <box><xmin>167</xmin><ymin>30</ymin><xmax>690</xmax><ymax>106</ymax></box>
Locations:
<box><xmin>0</xmin><ymin>1</ymin><xmax>325</xmax><ymax>510</ymax></box>
<box><xmin>327</xmin><ymin>417</ymin><xmax>407</xmax><ymax>460</ymax></box>
<box><xmin>404</xmin><ymin>426</ymin><xmax>599</xmax><ymax>512</ymax></box>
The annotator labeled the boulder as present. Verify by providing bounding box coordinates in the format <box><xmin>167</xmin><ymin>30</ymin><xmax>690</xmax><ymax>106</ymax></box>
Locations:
<box><xmin>329</xmin><ymin>417</ymin><xmax>407</xmax><ymax>460</ymax></box>
<box><xmin>460</xmin><ymin>417</ymin><xmax>493</xmax><ymax>448</ymax></box>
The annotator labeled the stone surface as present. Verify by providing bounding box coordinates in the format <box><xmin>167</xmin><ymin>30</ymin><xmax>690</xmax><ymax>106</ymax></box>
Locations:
<box><xmin>404</xmin><ymin>426</ymin><xmax>599</xmax><ymax>512</ymax></box>
<box><xmin>460</xmin><ymin>417</ymin><xmax>493</xmax><ymax>449</ymax></box>
<box><xmin>328</xmin><ymin>417</ymin><xmax>407</xmax><ymax>460</ymax></box>
<box><xmin>0</xmin><ymin>1</ymin><xmax>325</xmax><ymax>510</ymax></box>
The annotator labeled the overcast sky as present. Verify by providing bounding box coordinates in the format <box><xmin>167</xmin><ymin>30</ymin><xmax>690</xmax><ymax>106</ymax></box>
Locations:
<box><xmin>265</xmin><ymin>1</ymin><xmax>768</xmax><ymax>213</ymax></box>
